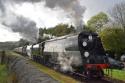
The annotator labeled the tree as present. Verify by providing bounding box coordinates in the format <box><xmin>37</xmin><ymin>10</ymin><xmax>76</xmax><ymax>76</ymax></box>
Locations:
<box><xmin>87</xmin><ymin>12</ymin><xmax>109</xmax><ymax>32</ymax></box>
<box><xmin>38</xmin><ymin>24</ymin><xmax>75</xmax><ymax>42</ymax></box>
<box><xmin>110</xmin><ymin>2</ymin><xmax>125</xmax><ymax>29</ymax></box>
<box><xmin>52</xmin><ymin>24</ymin><xmax>75</xmax><ymax>36</ymax></box>
<box><xmin>99</xmin><ymin>27</ymin><xmax>125</xmax><ymax>58</ymax></box>
<box><xmin>18</xmin><ymin>39</ymin><xmax>29</xmax><ymax>46</ymax></box>
<box><xmin>39</xmin><ymin>24</ymin><xmax>75</xmax><ymax>37</ymax></box>
<box><xmin>39</xmin><ymin>28</ymin><xmax>46</xmax><ymax>37</ymax></box>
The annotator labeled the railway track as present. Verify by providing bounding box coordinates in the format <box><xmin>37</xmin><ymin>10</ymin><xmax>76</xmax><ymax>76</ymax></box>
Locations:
<box><xmin>83</xmin><ymin>78</ymin><xmax>112</xmax><ymax>83</ymax></box>
<box><xmin>67</xmin><ymin>72</ymin><xmax>113</xmax><ymax>83</ymax></box>
<box><xmin>22</xmin><ymin>54</ymin><xmax>114</xmax><ymax>83</ymax></box>
<box><xmin>33</xmin><ymin>59</ymin><xmax>124</xmax><ymax>83</ymax></box>
<box><xmin>44</xmin><ymin>65</ymin><xmax>113</xmax><ymax>83</ymax></box>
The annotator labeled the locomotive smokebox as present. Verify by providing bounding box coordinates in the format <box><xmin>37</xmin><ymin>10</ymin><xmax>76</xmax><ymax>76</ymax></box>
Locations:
<box><xmin>78</xmin><ymin>31</ymin><xmax>108</xmax><ymax>65</ymax></box>
<box><xmin>78</xmin><ymin>31</ymin><xmax>106</xmax><ymax>64</ymax></box>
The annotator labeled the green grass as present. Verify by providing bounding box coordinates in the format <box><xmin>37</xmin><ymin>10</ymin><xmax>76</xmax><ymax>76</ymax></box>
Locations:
<box><xmin>104</xmin><ymin>69</ymin><xmax>125</xmax><ymax>81</ymax></box>
<box><xmin>30</xmin><ymin>61</ymin><xmax>79</xmax><ymax>83</ymax></box>
<box><xmin>0</xmin><ymin>64</ymin><xmax>8</xmax><ymax>83</ymax></box>
<box><xmin>0</xmin><ymin>51</ymin><xmax>19</xmax><ymax>83</ymax></box>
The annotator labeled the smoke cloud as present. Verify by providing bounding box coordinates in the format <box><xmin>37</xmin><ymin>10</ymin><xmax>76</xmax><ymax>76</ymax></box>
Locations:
<box><xmin>58</xmin><ymin>52</ymin><xmax>82</xmax><ymax>72</ymax></box>
<box><xmin>0</xmin><ymin>0</ymin><xmax>39</xmax><ymax>43</ymax></box>
<box><xmin>2</xmin><ymin>13</ymin><xmax>38</xmax><ymax>43</ymax></box>
<box><xmin>8</xmin><ymin>0</ymin><xmax>41</xmax><ymax>4</ymax></box>
<box><xmin>44</xmin><ymin>0</ymin><xmax>86</xmax><ymax>31</ymax></box>
<box><xmin>0</xmin><ymin>0</ymin><xmax>5</xmax><ymax>16</ymax></box>
<box><xmin>0</xmin><ymin>0</ymin><xmax>85</xmax><ymax>42</ymax></box>
<box><xmin>9</xmin><ymin>0</ymin><xmax>86</xmax><ymax>29</ymax></box>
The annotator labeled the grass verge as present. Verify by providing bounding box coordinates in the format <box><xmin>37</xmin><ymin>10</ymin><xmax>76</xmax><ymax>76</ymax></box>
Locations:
<box><xmin>8</xmin><ymin>52</ymin><xmax>79</xmax><ymax>83</ymax></box>
<box><xmin>104</xmin><ymin>69</ymin><xmax>125</xmax><ymax>81</ymax></box>
<box><xmin>30</xmin><ymin>61</ymin><xmax>79</xmax><ymax>83</ymax></box>
<box><xmin>0</xmin><ymin>64</ymin><xmax>8</xmax><ymax>83</ymax></box>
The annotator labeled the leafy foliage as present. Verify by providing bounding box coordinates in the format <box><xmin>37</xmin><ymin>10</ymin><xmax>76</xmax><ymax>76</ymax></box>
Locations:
<box><xmin>40</xmin><ymin>24</ymin><xmax>75</xmax><ymax>36</ymax></box>
<box><xmin>39</xmin><ymin>24</ymin><xmax>75</xmax><ymax>42</ymax></box>
<box><xmin>87</xmin><ymin>12</ymin><xmax>109</xmax><ymax>32</ymax></box>
<box><xmin>18</xmin><ymin>39</ymin><xmax>30</xmax><ymax>46</ymax></box>
<box><xmin>0</xmin><ymin>65</ymin><xmax>8</xmax><ymax>83</ymax></box>
<box><xmin>0</xmin><ymin>42</ymin><xmax>18</xmax><ymax>50</ymax></box>
<box><xmin>104</xmin><ymin>69</ymin><xmax>125</xmax><ymax>81</ymax></box>
<box><xmin>100</xmin><ymin>27</ymin><xmax>125</xmax><ymax>54</ymax></box>
<box><xmin>0</xmin><ymin>39</ymin><xmax>30</xmax><ymax>50</ymax></box>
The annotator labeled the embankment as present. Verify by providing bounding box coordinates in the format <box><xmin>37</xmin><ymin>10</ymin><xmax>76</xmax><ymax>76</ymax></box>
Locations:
<box><xmin>0</xmin><ymin>51</ymin><xmax>59</xmax><ymax>83</ymax></box>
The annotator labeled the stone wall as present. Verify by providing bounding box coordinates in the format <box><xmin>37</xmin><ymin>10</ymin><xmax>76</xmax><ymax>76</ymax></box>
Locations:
<box><xmin>0</xmin><ymin>51</ymin><xmax>59</xmax><ymax>83</ymax></box>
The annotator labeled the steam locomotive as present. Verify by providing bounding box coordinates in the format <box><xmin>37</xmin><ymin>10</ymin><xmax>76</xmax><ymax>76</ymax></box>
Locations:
<box><xmin>14</xmin><ymin>31</ymin><xmax>109</xmax><ymax>78</ymax></box>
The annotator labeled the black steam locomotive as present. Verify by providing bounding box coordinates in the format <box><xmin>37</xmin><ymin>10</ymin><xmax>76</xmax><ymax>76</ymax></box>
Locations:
<box><xmin>14</xmin><ymin>31</ymin><xmax>109</xmax><ymax>78</ymax></box>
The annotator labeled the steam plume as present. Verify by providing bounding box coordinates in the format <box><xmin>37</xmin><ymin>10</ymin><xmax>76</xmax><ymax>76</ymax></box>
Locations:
<box><xmin>2</xmin><ymin>13</ymin><xmax>38</xmax><ymax>43</ymax></box>
<box><xmin>0</xmin><ymin>0</ymin><xmax>85</xmax><ymax>42</ymax></box>
<box><xmin>44</xmin><ymin>0</ymin><xmax>86</xmax><ymax>31</ymax></box>
<box><xmin>0</xmin><ymin>0</ymin><xmax>4</xmax><ymax>12</ymax></box>
<box><xmin>2</xmin><ymin>0</ymin><xmax>85</xmax><ymax>31</ymax></box>
<box><xmin>0</xmin><ymin>0</ymin><xmax>39</xmax><ymax>43</ymax></box>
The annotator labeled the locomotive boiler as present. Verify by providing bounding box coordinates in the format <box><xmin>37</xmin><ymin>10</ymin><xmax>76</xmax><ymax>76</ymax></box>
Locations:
<box><xmin>14</xmin><ymin>31</ymin><xmax>109</xmax><ymax>78</ymax></box>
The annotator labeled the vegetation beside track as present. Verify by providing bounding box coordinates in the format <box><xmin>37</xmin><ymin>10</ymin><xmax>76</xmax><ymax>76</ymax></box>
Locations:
<box><xmin>30</xmin><ymin>61</ymin><xmax>79</xmax><ymax>83</ymax></box>
<box><xmin>0</xmin><ymin>51</ymin><xmax>19</xmax><ymax>83</ymax></box>
<box><xmin>7</xmin><ymin>51</ymin><xmax>79</xmax><ymax>83</ymax></box>
<box><xmin>0</xmin><ymin>64</ymin><xmax>8</xmax><ymax>83</ymax></box>
<box><xmin>104</xmin><ymin>69</ymin><xmax>125</xmax><ymax>81</ymax></box>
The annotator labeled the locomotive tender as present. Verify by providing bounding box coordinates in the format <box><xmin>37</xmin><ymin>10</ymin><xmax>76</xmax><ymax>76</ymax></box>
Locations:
<box><xmin>14</xmin><ymin>31</ymin><xmax>109</xmax><ymax>78</ymax></box>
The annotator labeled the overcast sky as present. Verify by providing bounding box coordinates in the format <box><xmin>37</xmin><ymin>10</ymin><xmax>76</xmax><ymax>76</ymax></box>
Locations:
<box><xmin>0</xmin><ymin>0</ymin><xmax>124</xmax><ymax>42</ymax></box>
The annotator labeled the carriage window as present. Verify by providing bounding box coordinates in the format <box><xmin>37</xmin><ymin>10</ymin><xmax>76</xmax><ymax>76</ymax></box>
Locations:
<box><xmin>65</xmin><ymin>45</ymin><xmax>79</xmax><ymax>51</ymax></box>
